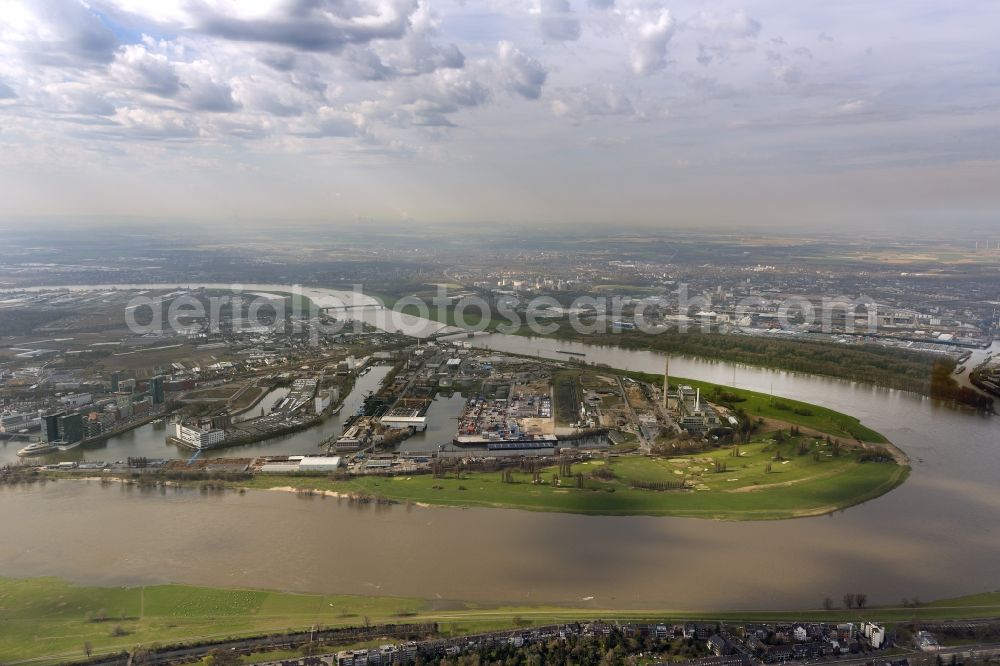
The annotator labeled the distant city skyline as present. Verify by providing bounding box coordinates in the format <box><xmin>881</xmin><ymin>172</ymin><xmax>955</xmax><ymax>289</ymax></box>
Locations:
<box><xmin>1</xmin><ymin>1</ymin><xmax>999</xmax><ymax>229</ymax></box>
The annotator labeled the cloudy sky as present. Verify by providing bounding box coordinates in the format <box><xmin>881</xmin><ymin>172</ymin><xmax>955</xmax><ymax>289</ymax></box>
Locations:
<box><xmin>1</xmin><ymin>0</ymin><xmax>998</xmax><ymax>230</ymax></box>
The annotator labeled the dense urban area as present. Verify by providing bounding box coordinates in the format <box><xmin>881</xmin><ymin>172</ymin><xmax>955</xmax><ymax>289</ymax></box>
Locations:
<box><xmin>1</xmin><ymin>228</ymin><xmax>999</xmax><ymax>665</ymax></box>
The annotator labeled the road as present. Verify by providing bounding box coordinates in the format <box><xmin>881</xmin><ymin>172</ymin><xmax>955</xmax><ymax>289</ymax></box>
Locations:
<box><xmin>796</xmin><ymin>641</ymin><xmax>1000</xmax><ymax>666</ymax></box>
<box><xmin>617</xmin><ymin>374</ymin><xmax>651</xmax><ymax>452</ymax></box>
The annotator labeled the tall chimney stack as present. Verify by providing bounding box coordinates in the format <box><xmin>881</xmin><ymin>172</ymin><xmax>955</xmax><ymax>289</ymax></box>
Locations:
<box><xmin>663</xmin><ymin>357</ymin><xmax>670</xmax><ymax>409</ymax></box>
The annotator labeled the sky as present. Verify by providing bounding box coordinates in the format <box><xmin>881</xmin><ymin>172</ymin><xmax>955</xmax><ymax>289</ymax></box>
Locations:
<box><xmin>1</xmin><ymin>0</ymin><xmax>999</xmax><ymax>230</ymax></box>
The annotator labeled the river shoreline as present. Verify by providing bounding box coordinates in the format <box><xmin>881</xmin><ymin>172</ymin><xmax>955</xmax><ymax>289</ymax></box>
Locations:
<box><xmin>2</xmin><ymin>283</ymin><xmax>999</xmax><ymax>614</ymax></box>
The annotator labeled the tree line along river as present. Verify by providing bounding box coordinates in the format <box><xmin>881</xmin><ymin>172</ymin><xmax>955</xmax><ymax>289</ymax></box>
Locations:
<box><xmin>0</xmin><ymin>284</ymin><xmax>998</xmax><ymax>610</ymax></box>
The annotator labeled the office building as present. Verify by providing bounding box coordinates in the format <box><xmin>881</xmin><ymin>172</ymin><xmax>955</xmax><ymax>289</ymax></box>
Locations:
<box><xmin>149</xmin><ymin>375</ymin><xmax>165</xmax><ymax>405</ymax></box>
<box><xmin>41</xmin><ymin>412</ymin><xmax>63</xmax><ymax>442</ymax></box>
<box><xmin>58</xmin><ymin>412</ymin><xmax>84</xmax><ymax>443</ymax></box>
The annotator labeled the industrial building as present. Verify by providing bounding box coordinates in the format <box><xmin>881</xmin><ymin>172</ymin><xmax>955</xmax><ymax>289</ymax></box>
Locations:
<box><xmin>257</xmin><ymin>455</ymin><xmax>342</xmax><ymax>473</ymax></box>
<box><xmin>380</xmin><ymin>407</ymin><xmax>428</xmax><ymax>431</ymax></box>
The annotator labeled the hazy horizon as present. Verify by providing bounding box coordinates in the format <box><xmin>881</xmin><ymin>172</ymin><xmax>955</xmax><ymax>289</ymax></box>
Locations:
<box><xmin>2</xmin><ymin>1</ymin><xmax>999</xmax><ymax>230</ymax></box>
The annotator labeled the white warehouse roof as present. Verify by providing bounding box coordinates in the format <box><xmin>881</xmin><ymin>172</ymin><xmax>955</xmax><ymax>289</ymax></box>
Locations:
<box><xmin>297</xmin><ymin>456</ymin><xmax>342</xmax><ymax>471</ymax></box>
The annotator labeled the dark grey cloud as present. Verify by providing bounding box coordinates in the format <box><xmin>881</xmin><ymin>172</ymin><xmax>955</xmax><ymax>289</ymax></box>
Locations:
<box><xmin>191</xmin><ymin>0</ymin><xmax>418</xmax><ymax>53</ymax></box>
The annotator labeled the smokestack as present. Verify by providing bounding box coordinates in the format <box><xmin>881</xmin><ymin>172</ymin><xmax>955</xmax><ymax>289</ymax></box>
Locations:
<box><xmin>663</xmin><ymin>357</ymin><xmax>670</xmax><ymax>408</ymax></box>
<box><xmin>696</xmin><ymin>387</ymin><xmax>701</xmax><ymax>413</ymax></box>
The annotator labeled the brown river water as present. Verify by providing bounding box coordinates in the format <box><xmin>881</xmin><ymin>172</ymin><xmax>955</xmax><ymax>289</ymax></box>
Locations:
<box><xmin>1</xmin><ymin>289</ymin><xmax>999</xmax><ymax>610</ymax></box>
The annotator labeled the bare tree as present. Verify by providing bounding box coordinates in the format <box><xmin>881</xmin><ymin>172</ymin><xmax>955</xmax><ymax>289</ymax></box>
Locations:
<box><xmin>843</xmin><ymin>593</ymin><xmax>856</xmax><ymax>609</ymax></box>
<box><xmin>823</xmin><ymin>597</ymin><xmax>834</xmax><ymax>611</ymax></box>
<box><xmin>856</xmin><ymin>593</ymin><xmax>868</xmax><ymax>609</ymax></box>
<box><xmin>84</xmin><ymin>641</ymin><xmax>93</xmax><ymax>658</ymax></box>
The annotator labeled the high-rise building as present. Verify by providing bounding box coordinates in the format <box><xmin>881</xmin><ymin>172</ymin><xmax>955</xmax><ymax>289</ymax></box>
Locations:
<box><xmin>58</xmin><ymin>412</ymin><xmax>84</xmax><ymax>443</ymax></box>
<box><xmin>149</xmin><ymin>375</ymin><xmax>165</xmax><ymax>405</ymax></box>
<box><xmin>110</xmin><ymin>371</ymin><xmax>121</xmax><ymax>393</ymax></box>
<box><xmin>41</xmin><ymin>412</ymin><xmax>63</xmax><ymax>442</ymax></box>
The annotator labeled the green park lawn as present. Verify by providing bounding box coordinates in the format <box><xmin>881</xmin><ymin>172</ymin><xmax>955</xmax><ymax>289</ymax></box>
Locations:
<box><xmin>683</xmin><ymin>379</ymin><xmax>887</xmax><ymax>443</ymax></box>
<box><xmin>0</xmin><ymin>577</ymin><xmax>424</xmax><ymax>665</ymax></box>
<box><xmin>242</xmin><ymin>434</ymin><xmax>907</xmax><ymax>520</ymax></box>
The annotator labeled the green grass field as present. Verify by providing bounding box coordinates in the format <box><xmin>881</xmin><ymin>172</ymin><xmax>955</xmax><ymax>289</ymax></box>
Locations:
<box><xmin>0</xmin><ymin>577</ymin><xmax>424</xmax><ymax>665</ymax></box>
<box><xmin>2</xmin><ymin>576</ymin><xmax>999</xmax><ymax>665</ymax></box>
<box><xmin>241</xmin><ymin>435</ymin><xmax>907</xmax><ymax>520</ymax></box>
<box><xmin>686</xmin><ymin>379</ymin><xmax>887</xmax><ymax>443</ymax></box>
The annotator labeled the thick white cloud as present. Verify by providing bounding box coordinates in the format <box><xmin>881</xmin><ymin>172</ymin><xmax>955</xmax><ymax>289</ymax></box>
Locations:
<box><xmin>110</xmin><ymin>44</ymin><xmax>181</xmax><ymax>96</ymax></box>
<box><xmin>496</xmin><ymin>41</ymin><xmax>547</xmax><ymax>100</ymax></box>
<box><xmin>617</xmin><ymin>3</ymin><xmax>676</xmax><ymax>75</ymax></box>
<box><xmin>385</xmin><ymin>2</ymin><xmax>465</xmax><ymax>75</ymax></box>
<box><xmin>1</xmin><ymin>0</ymin><xmax>118</xmax><ymax>64</ymax></box>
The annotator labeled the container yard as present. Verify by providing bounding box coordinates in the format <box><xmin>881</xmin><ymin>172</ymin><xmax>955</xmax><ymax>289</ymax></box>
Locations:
<box><xmin>454</xmin><ymin>391</ymin><xmax>555</xmax><ymax>445</ymax></box>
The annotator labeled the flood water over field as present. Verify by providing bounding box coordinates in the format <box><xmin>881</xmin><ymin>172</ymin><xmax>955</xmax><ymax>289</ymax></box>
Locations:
<box><xmin>2</xmin><ymin>285</ymin><xmax>1000</xmax><ymax>609</ymax></box>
